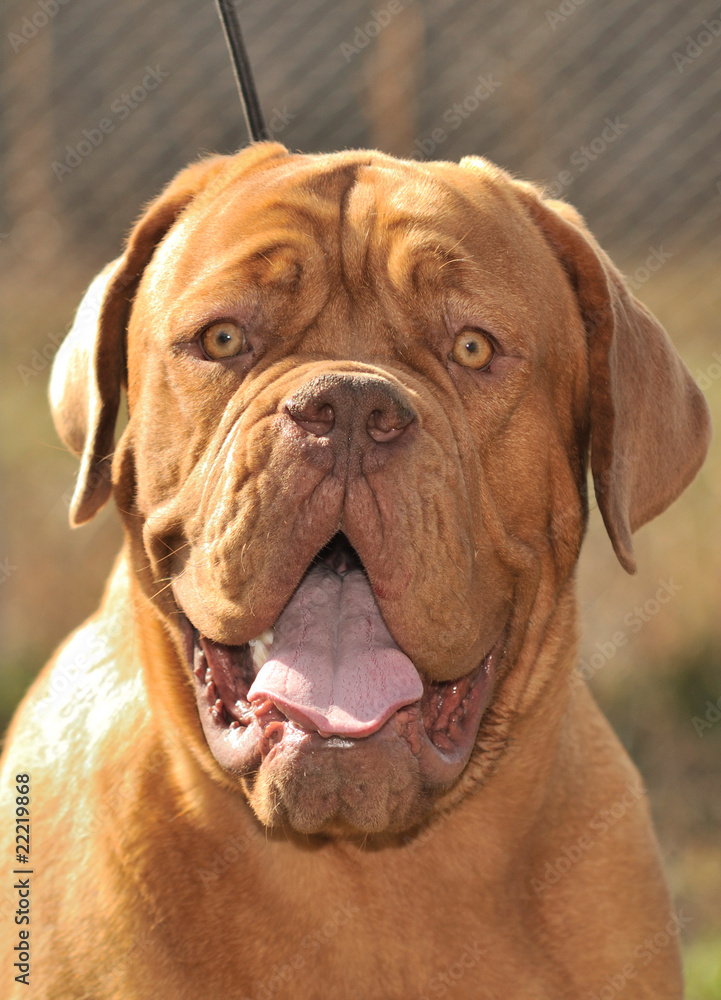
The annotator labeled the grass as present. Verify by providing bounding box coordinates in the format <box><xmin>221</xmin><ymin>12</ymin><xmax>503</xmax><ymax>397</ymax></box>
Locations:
<box><xmin>684</xmin><ymin>938</ymin><xmax>721</xmax><ymax>1000</ymax></box>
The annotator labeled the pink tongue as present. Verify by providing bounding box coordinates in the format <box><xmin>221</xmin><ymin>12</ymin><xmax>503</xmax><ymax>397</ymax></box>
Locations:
<box><xmin>247</xmin><ymin>566</ymin><xmax>423</xmax><ymax>737</ymax></box>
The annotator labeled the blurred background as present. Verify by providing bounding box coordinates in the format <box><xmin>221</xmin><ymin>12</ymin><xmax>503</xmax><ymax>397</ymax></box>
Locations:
<box><xmin>0</xmin><ymin>0</ymin><xmax>719</xmax><ymax>991</ymax></box>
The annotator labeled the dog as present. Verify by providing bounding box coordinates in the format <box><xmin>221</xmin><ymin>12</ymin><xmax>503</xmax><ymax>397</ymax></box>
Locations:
<box><xmin>0</xmin><ymin>143</ymin><xmax>710</xmax><ymax>999</ymax></box>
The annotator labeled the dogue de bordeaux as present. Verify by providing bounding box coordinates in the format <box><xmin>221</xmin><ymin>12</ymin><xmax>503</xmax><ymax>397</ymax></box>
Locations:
<box><xmin>0</xmin><ymin>143</ymin><xmax>710</xmax><ymax>999</ymax></box>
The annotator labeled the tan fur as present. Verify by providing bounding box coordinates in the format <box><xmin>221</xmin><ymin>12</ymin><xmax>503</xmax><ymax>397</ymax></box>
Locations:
<box><xmin>0</xmin><ymin>145</ymin><xmax>710</xmax><ymax>999</ymax></box>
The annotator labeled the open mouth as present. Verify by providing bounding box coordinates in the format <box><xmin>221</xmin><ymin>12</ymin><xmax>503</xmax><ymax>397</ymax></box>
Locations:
<box><xmin>178</xmin><ymin>534</ymin><xmax>498</xmax><ymax>789</ymax></box>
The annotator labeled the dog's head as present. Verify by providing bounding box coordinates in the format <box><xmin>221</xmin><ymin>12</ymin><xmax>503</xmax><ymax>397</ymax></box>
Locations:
<box><xmin>50</xmin><ymin>144</ymin><xmax>710</xmax><ymax>836</ymax></box>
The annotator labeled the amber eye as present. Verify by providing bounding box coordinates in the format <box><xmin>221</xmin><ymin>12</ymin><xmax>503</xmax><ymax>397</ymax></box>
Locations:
<box><xmin>200</xmin><ymin>322</ymin><xmax>246</xmax><ymax>360</ymax></box>
<box><xmin>451</xmin><ymin>328</ymin><xmax>494</xmax><ymax>370</ymax></box>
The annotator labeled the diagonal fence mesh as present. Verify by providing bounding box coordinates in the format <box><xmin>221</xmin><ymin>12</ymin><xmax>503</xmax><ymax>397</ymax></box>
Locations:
<box><xmin>1</xmin><ymin>0</ymin><xmax>719</xmax><ymax>272</ymax></box>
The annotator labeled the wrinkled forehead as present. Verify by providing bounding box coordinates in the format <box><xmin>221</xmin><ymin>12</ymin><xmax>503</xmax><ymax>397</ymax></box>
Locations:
<box><xmin>143</xmin><ymin>156</ymin><xmax>532</xmax><ymax>312</ymax></box>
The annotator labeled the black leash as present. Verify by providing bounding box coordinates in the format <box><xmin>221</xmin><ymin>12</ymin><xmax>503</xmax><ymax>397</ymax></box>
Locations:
<box><xmin>214</xmin><ymin>0</ymin><xmax>266</xmax><ymax>142</ymax></box>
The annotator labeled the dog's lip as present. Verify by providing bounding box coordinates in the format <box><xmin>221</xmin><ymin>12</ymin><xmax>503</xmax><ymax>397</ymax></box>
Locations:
<box><xmin>172</xmin><ymin>532</ymin><xmax>500</xmax><ymax>789</ymax></box>
<box><xmin>177</xmin><ymin>609</ymin><xmax>499</xmax><ymax>789</ymax></box>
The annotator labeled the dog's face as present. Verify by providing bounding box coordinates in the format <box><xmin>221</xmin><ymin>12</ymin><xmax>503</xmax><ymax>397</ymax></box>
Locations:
<box><xmin>51</xmin><ymin>145</ymin><xmax>709</xmax><ymax>836</ymax></box>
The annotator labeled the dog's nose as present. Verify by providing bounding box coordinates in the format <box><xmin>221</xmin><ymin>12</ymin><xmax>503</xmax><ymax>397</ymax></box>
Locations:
<box><xmin>285</xmin><ymin>373</ymin><xmax>415</xmax><ymax>443</ymax></box>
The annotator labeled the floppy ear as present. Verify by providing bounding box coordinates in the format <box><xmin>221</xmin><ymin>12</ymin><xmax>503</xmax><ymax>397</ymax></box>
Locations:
<box><xmin>50</xmin><ymin>143</ymin><xmax>289</xmax><ymax>527</ymax></box>
<box><xmin>505</xmin><ymin>176</ymin><xmax>711</xmax><ymax>573</ymax></box>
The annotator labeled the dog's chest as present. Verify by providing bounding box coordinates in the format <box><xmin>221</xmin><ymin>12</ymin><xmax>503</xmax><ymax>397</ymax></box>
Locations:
<box><xmin>100</xmin><ymin>836</ymin><xmax>566</xmax><ymax>1000</ymax></box>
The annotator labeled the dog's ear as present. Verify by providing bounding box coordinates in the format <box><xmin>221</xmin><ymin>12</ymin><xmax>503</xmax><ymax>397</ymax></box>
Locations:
<box><xmin>510</xmin><ymin>179</ymin><xmax>711</xmax><ymax>573</ymax></box>
<box><xmin>459</xmin><ymin>159</ymin><xmax>710</xmax><ymax>572</ymax></box>
<box><xmin>50</xmin><ymin>143</ymin><xmax>289</xmax><ymax>527</ymax></box>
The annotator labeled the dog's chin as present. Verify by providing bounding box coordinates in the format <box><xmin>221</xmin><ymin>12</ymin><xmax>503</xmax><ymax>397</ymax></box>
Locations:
<box><xmin>175</xmin><ymin>535</ymin><xmax>499</xmax><ymax>836</ymax></box>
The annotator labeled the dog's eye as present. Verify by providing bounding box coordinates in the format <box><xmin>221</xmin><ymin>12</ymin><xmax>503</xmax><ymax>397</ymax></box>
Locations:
<box><xmin>451</xmin><ymin>329</ymin><xmax>494</xmax><ymax>370</ymax></box>
<box><xmin>200</xmin><ymin>322</ymin><xmax>247</xmax><ymax>360</ymax></box>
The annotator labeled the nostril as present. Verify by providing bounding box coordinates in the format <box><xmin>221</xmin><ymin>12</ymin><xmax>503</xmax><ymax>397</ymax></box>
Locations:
<box><xmin>286</xmin><ymin>401</ymin><xmax>335</xmax><ymax>437</ymax></box>
<box><xmin>366</xmin><ymin>409</ymin><xmax>414</xmax><ymax>444</ymax></box>
<box><xmin>367</xmin><ymin>423</ymin><xmax>404</xmax><ymax>444</ymax></box>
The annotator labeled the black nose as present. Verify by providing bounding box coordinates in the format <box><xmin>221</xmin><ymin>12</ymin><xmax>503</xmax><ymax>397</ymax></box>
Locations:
<box><xmin>284</xmin><ymin>373</ymin><xmax>416</xmax><ymax>443</ymax></box>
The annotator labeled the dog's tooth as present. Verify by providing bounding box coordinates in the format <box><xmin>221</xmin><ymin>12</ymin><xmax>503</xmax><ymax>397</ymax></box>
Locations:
<box><xmin>249</xmin><ymin>629</ymin><xmax>274</xmax><ymax>663</ymax></box>
<box><xmin>252</xmin><ymin>647</ymin><xmax>269</xmax><ymax>672</ymax></box>
<box><xmin>251</xmin><ymin>640</ymin><xmax>271</xmax><ymax>673</ymax></box>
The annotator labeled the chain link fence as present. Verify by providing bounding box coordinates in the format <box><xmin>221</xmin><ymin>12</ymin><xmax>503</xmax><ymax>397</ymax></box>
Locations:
<box><xmin>1</xmin><ymin>0</ymin><xmax>720</xmax><ymax>273</ymax></box>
